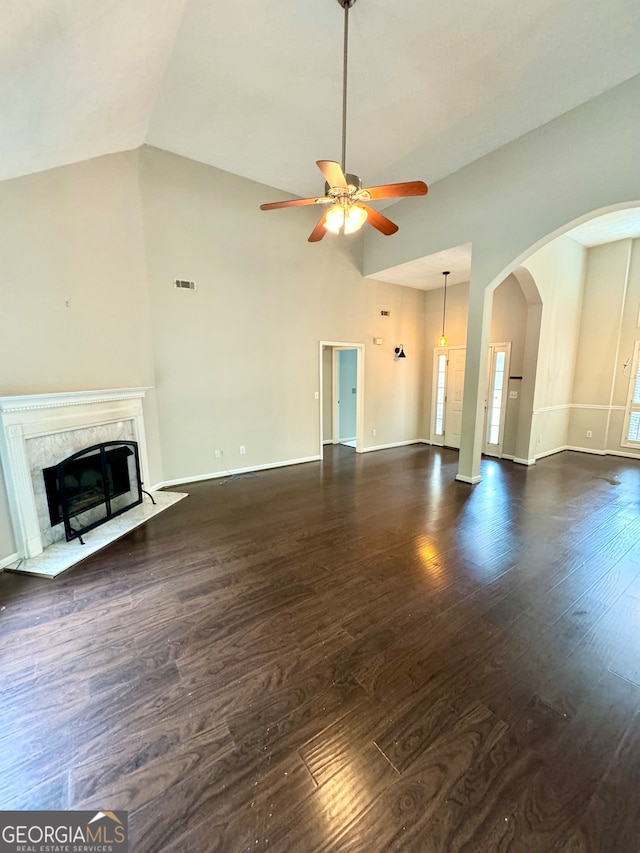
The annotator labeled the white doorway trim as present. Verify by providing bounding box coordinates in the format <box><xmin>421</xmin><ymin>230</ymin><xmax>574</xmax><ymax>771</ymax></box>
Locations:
<box><xmin>431</xmin><ymin>342</ymin><xmax>512</xmax><ymax>455</ymax></box>
<box><xmin>318</xmin><ymin>341</ymin><xmax>365</xmax><ymax>457</ymax></box>
<box><xmin>483</xmin><ymin>342</ymin><xmax>512</xmax><ymax>458</ymax></box>
<box><xmin>332</xmin><ymin>347</ymin><xmax>358</xmax><ymax>446</ymax></box>
<box><xmin>430</xmin><ymin>346</ymin><xmax>466</xmax><ymax>447</ymax></box>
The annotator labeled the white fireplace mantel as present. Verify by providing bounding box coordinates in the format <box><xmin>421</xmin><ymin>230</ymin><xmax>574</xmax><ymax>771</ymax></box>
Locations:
<box><xmin>0</xmin><ymin>388</ymin><xmax>153</xmax><ymax>561</ymax></box>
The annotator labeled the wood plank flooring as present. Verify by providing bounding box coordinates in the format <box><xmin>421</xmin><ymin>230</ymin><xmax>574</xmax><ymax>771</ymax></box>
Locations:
<box><xmin>2</xmin><ymin>445</ymin><xmax>640</xmax><ymax>851</ymax></box>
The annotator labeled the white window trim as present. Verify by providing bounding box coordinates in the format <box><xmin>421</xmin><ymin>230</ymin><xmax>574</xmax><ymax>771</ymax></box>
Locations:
<box><xmin>431</xmin><ymin>348</ymin><xmax>448</xmax><ymax>444</ymax></box>
<box><xmin>621</xmin><ymin>340</ymin><xmax>640</xmax><ymax>448</ymax></box>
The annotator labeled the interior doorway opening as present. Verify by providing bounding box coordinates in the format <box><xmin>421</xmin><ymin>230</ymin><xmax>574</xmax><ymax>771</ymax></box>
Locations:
<box><xmin>319</xmin><ymin>341</ymin><xmax>365</xmax><ymax>457</ymax></box>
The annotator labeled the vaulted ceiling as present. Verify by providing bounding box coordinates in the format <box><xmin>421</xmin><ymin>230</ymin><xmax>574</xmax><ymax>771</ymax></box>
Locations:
<box><xmin>3</xmin><ymin>0</ymin><xmax>640</xmax><ymax>201</ymax></box>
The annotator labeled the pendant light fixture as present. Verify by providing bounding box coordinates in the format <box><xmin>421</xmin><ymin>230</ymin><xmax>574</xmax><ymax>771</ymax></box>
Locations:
<box><xmin>438</xmin><ymin>270</ymin><xmax>450</xmax><ymax>347</ymax></box>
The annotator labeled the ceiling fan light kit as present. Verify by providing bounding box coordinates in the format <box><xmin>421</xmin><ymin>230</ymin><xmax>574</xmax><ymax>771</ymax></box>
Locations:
<box><xmin>325</xmin><ymin>203</ymin><xmax>368</xmax><ymax>235</ymax></box>
<box><xmin>259</xmin><ymin>0</ymin><xmax>427</xmax><ymax>242</ymax></box>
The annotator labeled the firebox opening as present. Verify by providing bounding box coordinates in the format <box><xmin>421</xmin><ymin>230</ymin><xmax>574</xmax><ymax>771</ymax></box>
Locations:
<box><xmin>42</xmin><ymin>441</ymin><xmax>143</xmax><ymax>543</ymax></box>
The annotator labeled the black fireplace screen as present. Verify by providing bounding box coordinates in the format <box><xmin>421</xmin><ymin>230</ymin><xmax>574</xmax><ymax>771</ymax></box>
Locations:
<box><xmin>43</xmin><ymin>440</ymin><xmax>143</xmax><ymax>543</ymax></box>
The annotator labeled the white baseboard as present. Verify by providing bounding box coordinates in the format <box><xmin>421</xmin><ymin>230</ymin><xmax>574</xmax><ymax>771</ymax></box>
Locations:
<box><xmin>0</xmin><ymin>552</ymin><xmax>19</xmax><ymax>571</ymax></box>
<box><xmin>322</xmin><ymin>439</ymin><xmax>333</xmax><ymax>445</ymax></box>
<box><xmin>359</xmin><ymin>439</ymin><xmax>426</xmax><ymax>454</ymax></box>
<box><xmin>563</xmin><ymin>444</ymin><xmax>606</xmax><ymax>456</ymax></box>
<box><xmin>137</xmin><ymin>440</ymin><xmax>640</xmax><ymax>494</ymax></box>
<box><xmin>534</xmin><ymin>445</ymin><xmax>571</xmax><ymax>461</ymax></box>
<box><xmin>565</xmin><ymin>445</ymin><xmax>640</xmax><ymax>460</ymax></box>
<box><xmin>509</xmin><ymin>445</ymin><xmax>640</xmax><ymax>466</ymax></box>
<box><xmin>154</xmin><ymin>455</ymin><xmax>322</xmax><ymax>489</ymax></box>
<box><xmin>455</xmin><ymin>473</ymin><xmax>482</xmax><ymax>484</ymax></box>
<box><xmin>604</xmin><ymin>448</ymin><xmax>640</xmax><ymax>460</ymax></box>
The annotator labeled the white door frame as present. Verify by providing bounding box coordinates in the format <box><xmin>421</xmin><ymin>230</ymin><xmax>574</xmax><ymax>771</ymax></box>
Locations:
<box><xmin>430</xmin><ymin>346</ymin><xmax>466</xmax><ymax>446</ymax></box>
<box><xmin>332</xmin><ymin>347</ymin><xmax>358</xmax><ymax>444</ymax></box>
<box><xmin>432</xmin><ymin>343</ymin><xmax>511</xmax><ymax>454</ymax></box>
<box><xmin>483</xmin><ymin>342</ymin><xmax>512</xmax><ymax>457</ymax></box>
<box><xmin>319</xmin><ymin>341</ymin><xmax>365</xmax><ymax>456</ymax></box>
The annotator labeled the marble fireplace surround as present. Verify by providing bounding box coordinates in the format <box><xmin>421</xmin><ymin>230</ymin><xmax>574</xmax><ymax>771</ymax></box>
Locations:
<box><xmin>0</xmin><ymin>388</ymin><xmax>185</xmax><ymax>578</ymax></box>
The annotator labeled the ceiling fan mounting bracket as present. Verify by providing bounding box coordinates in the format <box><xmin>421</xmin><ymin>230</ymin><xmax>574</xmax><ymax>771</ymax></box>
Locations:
<box><xmin>336</xmin><ymin>0</ymin><xmax>357</xmax><ymax>8</ymax></box>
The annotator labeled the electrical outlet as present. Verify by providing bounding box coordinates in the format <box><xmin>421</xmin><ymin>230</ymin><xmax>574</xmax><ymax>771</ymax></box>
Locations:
<box><xmin>239</xmin><ymin>445</ymin><xmax>246</xmax><ymax>455</ymax></box>
<box><xmin>215</xmin><ymin>449</ymin><xmax>222</xmax><ymax>458</ymax></box>
<box><xmin>538</xmin><ymin>434</ymin><xmax>543</xmax><ymax>444</ymax></box>
<box><xmin>586</xmin><ymin>430</ymin><xmax>593</xmax><ymax>438</ymax></box>
<box><xmin>314</xmin><ymin>391</ymin><xmax>319</xmax><ymax>399</ymax></box>
<box><xmin>372</xmin><ymin>428</ymin><xmax>377</xmax><ymax>437</ymax></box>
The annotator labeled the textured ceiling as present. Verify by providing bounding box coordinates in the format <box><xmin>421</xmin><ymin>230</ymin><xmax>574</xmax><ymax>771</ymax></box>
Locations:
<box><xmin>366</xmin><ymin>244</ymin><xmax>472</xmax><ymax>291</ymax></box>
<box><xmin>2</xmin><ymin>0</ymin><xmax>639</xmax><ymax>290</ymax></box>
<box><xmin>566</xmin><ymin>208</ymin><xmax>640</xmax><ymax>247</ymax></box>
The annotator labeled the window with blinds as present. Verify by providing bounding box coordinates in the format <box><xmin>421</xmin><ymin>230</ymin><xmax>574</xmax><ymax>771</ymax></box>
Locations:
<box><xmin>623</xmin><ymin>341</ymin><xmax>640</xmax><ymax>445</ymax></box>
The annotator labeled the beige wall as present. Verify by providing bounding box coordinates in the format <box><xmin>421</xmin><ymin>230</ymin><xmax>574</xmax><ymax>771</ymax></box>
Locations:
<box><xmin>1</xmin><ymin>70</ymin><xmax>639</xmax><ymax>556</ymax></box>
<box><xmin>139</xmin><ymin>146</ymin><xmax>426</xmax><ymax>482</ymax></box>
<box><xmin>490</xmin><ymin>276</ymin><xmax>528</xmax><ymax>458</ymax></box>
<box><xmin>522</xmin><ymin>235</ymin><xmax>587</xmax><ymax>457</ymax></box>
<box><xmin>0</xmin><ymin>146</ymin><xmax>428</xmax><ymax>563</ymax></box>
<box><xmin>0</xmin><ymin>151</ymin><xmax>152</xmax><ymax>393</ymax></box>
<box><xmin>0</xmin><ymin>150</ymin><xmax>157</xmax><ymax>561</ymax></box>
<box><xmin>364</xmin><ymin>73</ymin><xmax>640</xmax><ymax>481</ymax></box>
<box><xmin>423</xmin><ymin>275</ymin><xmax>528</xmax><ymax>456</ymax></box>
<box><xmin>425</xmin><ymin>281</ymin><xmax>470</xmax><ymax>352</ymax></box>
<box><xmin>569</xmin><ymin>237</ymin><xmax>640</xmax><ymax>455</ymax></box>
<box><xmin>523</xmin><ymin>236</ymin><xmax>586</xmax><ymax>410</ymax></box>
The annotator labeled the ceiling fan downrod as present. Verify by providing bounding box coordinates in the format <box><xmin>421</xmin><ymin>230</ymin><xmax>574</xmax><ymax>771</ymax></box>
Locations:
<box><xmin>258</xmin><ymin>0</ymin><xmax>427</xmax><ymax>242</ymax></box>
<box><xmin>337</xmin><ymin>0</ymin><xmax>357</xmax><ymax>174</ymax></box>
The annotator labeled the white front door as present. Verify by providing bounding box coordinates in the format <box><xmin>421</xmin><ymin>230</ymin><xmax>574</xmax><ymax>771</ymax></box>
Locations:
<box><xmin>444</xmin><ymin>347</ymin><xmax>466</xmax><ymax>449</ymax></box>
<box><xmin>432</xmin><ymin>343</ymin><xmax>511</xmax><ymax>454</ymax></box>
<box><xmin>431</xmin><ymin>347</ymin><xmax>466</xmax><ymax>449</ymax></box>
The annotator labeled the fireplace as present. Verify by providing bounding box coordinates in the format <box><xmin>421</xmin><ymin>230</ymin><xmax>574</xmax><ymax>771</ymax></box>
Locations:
<box><xmin>44</xmin><ymin>441</ymin><xmax>144</xmax><ymax>542</ymax></box>
<box><xmin>0</xmin><ymin>388</ymin><xmax>186</xmax><ymax>577</ymax></box>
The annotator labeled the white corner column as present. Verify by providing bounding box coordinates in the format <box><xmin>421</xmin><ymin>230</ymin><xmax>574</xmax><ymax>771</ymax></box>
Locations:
<box><xmin>456</xmin><ymin>273</ymin><xmax>494</xmax><ymax>484</ymax></box>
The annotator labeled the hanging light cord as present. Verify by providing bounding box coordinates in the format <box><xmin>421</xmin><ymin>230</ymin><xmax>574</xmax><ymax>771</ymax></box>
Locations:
<box><xmin>442</xmin><ymin>272</ymin><xmax>448</xmax><ymax>339</ymax></box>
<box><xmin>341</xmin><ymin>2</ymin><xmax>350</xmax><ymax>174</ymax></box>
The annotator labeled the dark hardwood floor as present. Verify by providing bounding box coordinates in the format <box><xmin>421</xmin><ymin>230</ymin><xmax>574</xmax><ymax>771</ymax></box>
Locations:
<box><xmin>2</xmin><ymin>445</ymin><xmax>640</xmax><ymax>851</ymax></box>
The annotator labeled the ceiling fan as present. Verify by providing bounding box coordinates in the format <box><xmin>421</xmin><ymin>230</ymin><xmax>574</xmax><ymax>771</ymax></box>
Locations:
<box><xmin>259</xmin><ymin>0</ymin><xmax>428</xmax><ymax>242</ymax></box>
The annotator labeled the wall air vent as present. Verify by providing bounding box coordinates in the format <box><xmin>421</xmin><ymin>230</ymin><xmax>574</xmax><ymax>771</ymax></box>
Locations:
<box><xmin>174</xmin><ymin>279</ymin><xmax>197</xmax><ymax>291</ymax></box>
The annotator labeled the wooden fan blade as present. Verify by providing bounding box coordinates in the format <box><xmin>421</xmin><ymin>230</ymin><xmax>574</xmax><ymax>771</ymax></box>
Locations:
<box><xmin>359</xmin><ymin>203</ymin><xmax>399</xmax><ymax>236</ymax></box>
<box><xmin>260</xmin><ymin>197</ymin><xmax>329</xmax><ymax>211</ymax></box>
<box><xmin>308</xmin><ymin>212</ymin><xmax>328</xmax><ymax>242</ymax></box>
<box><xmin>316</xmin><ymin>160</ymin><xmax>348</xmax><ymax>190</ymax></box>
<box><xmin>364</xmin><ymin>181</ymin><xmax>428</xmax><ymax>201</ymax></box>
